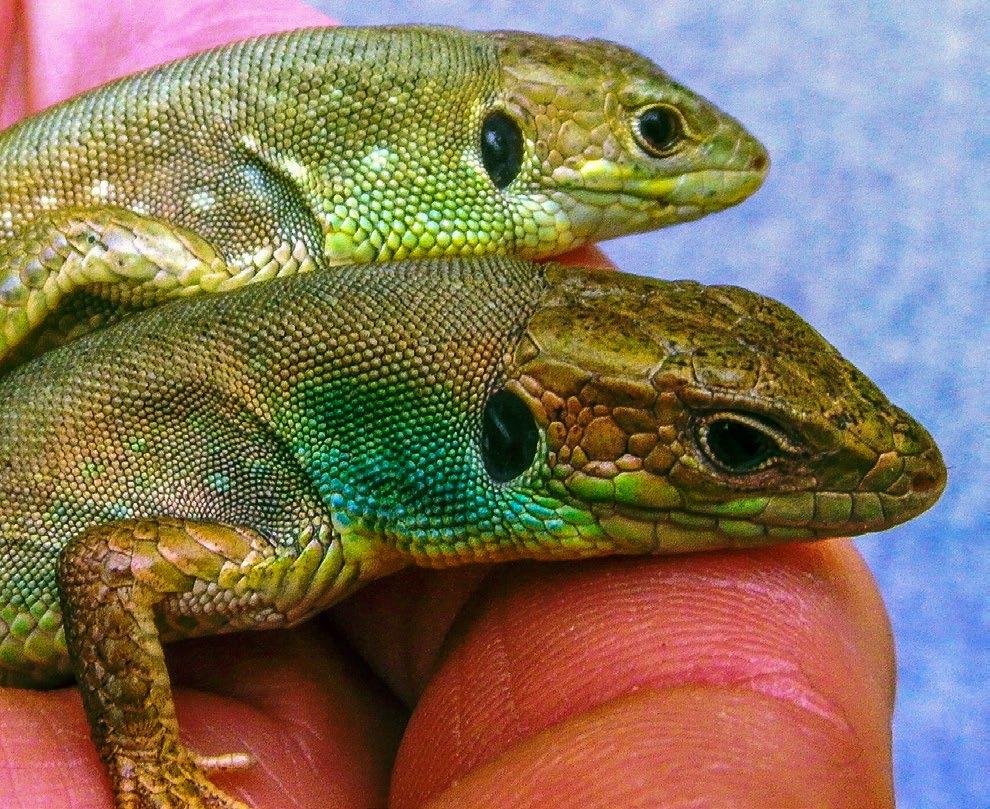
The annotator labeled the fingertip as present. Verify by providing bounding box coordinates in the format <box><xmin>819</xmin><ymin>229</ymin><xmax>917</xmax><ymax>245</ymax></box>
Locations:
<box><xmin>552</xmin><ymin>244</ymin><xmax>615</xmax><ymax>269</ymax></box>
<box><xmin>389</xmin><ymin>543</ymin><xmax>895</xmax><ymax>807</ymax></box>
<box><xmin>416</xmin><ymin>686</ymin><xmax>893</xmax><ymax>809</ymax></box>
<box><xmin>9</xmin><ymin>0</ymin><xmax>334</xmax><ymax>114</ymax></box>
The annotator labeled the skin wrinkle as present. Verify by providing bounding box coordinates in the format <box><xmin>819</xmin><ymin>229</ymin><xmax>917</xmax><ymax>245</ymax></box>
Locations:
<box><xmin>0</xmin><ymin>690</ymin><xmax>107</xmax><ymax>808</ymax></box>
<box><xmin>168</xmin><ymin>628</ymin><xmax>403</xmax><ymax>807</ymax></box>
<box><xmin>175</xmin><ymin>695</ymin><xmax>266</xmax><ymax>806</ymax></box>
<box><xmin>648</xmin><ymin>559</ymin><xmax>862</xmax><ymax>732</ymax></box>
<box><xmin>170</xmin><ymin>627</ymin><xmax>404</xmax><ymax>806</ymax></box>
<box><xmin>360</xmin><ymin>567</ymin><xmax>533</xmax><ymax>773</ymax></box>
<box><xmin>460</xmin><ymin>584</ymin><xmax>518</xmax><ymax>754</ymax></box>
<box><xmin>213</xmin><ymin>712</ymin><xmax>312</xmax><ymax>806</ymax></box>
<box><xmin>282</xmin><ymin>721</ymin><xmax>326</xmax><ymax>784</ymax></box>
<box><xmin>655</xmin><ymin>582</ymin><xmax>847</xmax><ymax>730</ymax></box>
<box><xmin>399</xmin><ymin>568</ymin><xmax>495</xmax><ymax>699</ymax></box>
<box><xmin>228</xmin><ymin>717</ymin><xmax>308</xmax><ymax>809</ymax></box>
<box><xmin>330</xmin><ymin>565</ymin><xmax>496</xmax><ymax>706</ymax></box>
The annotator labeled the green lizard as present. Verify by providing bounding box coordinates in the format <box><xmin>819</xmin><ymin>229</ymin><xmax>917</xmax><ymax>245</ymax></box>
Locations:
<box><xmin>0</xmin><ymin>256</ymin><xmax>944</xmax><ymax>808</ymax></box>
<box><xmin>0</xmin><ymin>25</ymin><xmax>768</xmax><ymax>368</ymax></box>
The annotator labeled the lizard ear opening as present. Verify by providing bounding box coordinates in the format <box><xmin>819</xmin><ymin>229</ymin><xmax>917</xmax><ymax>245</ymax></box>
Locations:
<box><xmin>481</xmin><ymin>388</ymin><xmax>539</xmax><ymax>482</ymax></box>
<box><xmin>481</xmin><ymin>110</ymin><xmax>524</xmax><ymax>189</ymax></box>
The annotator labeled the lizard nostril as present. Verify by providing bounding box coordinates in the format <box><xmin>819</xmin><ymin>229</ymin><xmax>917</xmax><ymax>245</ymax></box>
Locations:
<box><xmin>910</xmin><ymin>470</ymin><xmax>940</xmax><ymax>494</ymax></box>
<box><xmin>750</xmin><ymin>151</ymin><xmax>768</xmax><ymax>172</ymax></box>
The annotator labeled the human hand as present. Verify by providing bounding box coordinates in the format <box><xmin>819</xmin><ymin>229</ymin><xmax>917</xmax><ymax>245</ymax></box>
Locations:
<box><xmin>0</xmin><ymin>1</ymin><xmax>896</xmax><ymax>806</ymax></box>
<box><xmin>0</xmin><ymin>543</ymin><xmax>897</xmax><ymax>808</ymax></box>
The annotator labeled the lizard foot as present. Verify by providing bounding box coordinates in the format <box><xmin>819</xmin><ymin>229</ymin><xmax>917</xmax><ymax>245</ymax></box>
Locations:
<box><xmin>56</xmin><ymin>519</ymin><xmax>275</xmax><ymax>809</ymax></box>
<box><xmin>113</xmin><ymin>746</ymin><xmax>252</xmax><ymax>809</ymax></box>
<box><xmin>193</xmin><ymin>750</ymin><xmax>256</xmax><ymax>773</ymax></box>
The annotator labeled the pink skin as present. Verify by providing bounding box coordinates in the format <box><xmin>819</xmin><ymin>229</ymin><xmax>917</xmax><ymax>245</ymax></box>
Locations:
<box><xmin>0</xmin><ymin>2</ymin><xmax>896</xmax><ymax>806</ymax></box>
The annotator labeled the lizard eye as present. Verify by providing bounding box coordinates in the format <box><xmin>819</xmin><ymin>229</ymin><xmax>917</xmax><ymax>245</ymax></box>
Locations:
<box><xmin>481</xmin><ymin>110</ymin><xmax>524</xmax><ymax>189</ymax></box>
<box><xmin>697</xmin><ymin>413</ymin><xmax>796</xmax><ymax>474</ymax></box>
<box><xmin>481</xmin><ymin>389</ymin><xmax>539</xmax><ymax>482</ymax></box>
<box><xmin>634</xmin><ymin>104</ymin><xmax>687</xmax><ymax>157</ymax></box>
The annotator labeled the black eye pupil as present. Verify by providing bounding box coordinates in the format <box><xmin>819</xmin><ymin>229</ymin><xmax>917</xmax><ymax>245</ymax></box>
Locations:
<box><xmin>480</xmin><ymin>111</ymin><xmax>524</xmax><ymax>189</ymax></box>
<box><xmin>481</xmin><ymin>389</ymin><xmax>539</xmax><ymax>482</ymax></box>
<box><xmin>637</xmin><ymin>106</ymin><xmax>683</xmax><ymax>156</ymax></box>
<box><xmin>704</xmin><ymin>419</ymin><xmax>779</xmax><ymax>473</ymax></box>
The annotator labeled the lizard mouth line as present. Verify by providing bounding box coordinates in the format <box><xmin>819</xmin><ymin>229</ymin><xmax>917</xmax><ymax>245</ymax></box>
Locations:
<box><xmin>549</xmin><ymin>168</ymin><xmax>768</xmax><ymax>205</ymax></box>
<box><xmin>605</xmin><ymin>487</ymin><xmax>940</xmax><ymax>534</ymax></box>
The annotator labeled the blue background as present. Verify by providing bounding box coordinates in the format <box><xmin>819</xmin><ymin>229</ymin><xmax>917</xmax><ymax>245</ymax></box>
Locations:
<box><xmin>312</xmin><ymin>2</ymin><xmax>987</xmax><ymax>805</ymax></box>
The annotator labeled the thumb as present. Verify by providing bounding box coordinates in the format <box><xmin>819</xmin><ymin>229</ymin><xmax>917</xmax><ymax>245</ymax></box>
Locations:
<box><xmin>1</xmin><ymin>0</ymin><xmax>332</xmax><ymax>125</ymax></box>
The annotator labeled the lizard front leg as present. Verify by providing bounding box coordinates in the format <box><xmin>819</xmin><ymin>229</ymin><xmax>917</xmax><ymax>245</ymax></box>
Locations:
<box><xmin>0</xmin><ymin>206</ymin><xmax>312</xmax><ymax>369</ymax></box>
<box><xmin>57</xmin><ymin>517</ymin><xmax>347</xmax><ymax>809</ymax></box>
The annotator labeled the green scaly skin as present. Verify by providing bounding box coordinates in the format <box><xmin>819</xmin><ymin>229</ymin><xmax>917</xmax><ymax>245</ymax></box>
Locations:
<box><xmin>0</xmin><ymin>25</ymin><xmax>768</xmax><ymax>368</ymax></box>
<box><xmin>0</xmin><ymin>257</ymin><xmax>944</xmax><ymax>808</ymax></box>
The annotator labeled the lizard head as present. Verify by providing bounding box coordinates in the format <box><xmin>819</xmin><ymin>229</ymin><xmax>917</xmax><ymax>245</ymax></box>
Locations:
<box><xmin>489</xmin><ymin>31</ymin><xmax>769</xmax><ymax>247</ymax></box>
<box><xmin>297</xmin><ymin>259</ymin><xmax>942</xmax><ymax>566</ymax></box>
<box><xmin>479</xmin><ymin>264</ymin><xmax>946</xmax><ymax>557</ymax></box>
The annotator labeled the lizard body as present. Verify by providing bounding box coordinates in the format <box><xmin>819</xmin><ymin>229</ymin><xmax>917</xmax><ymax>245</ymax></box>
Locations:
<box><xmin>0</xmin><ymin>256</ymin><xmax>944</xmax><ymax>808</ymax></box>
<box><xmin>0</xmin><ymin>25</ymin><xmax>768</xmax><ymax>367</ymax></box>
